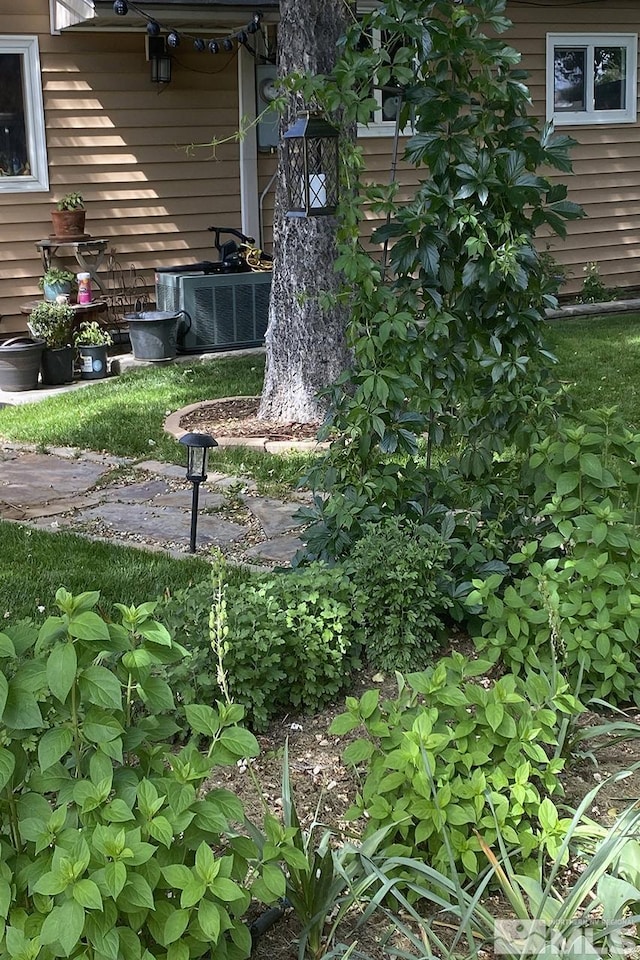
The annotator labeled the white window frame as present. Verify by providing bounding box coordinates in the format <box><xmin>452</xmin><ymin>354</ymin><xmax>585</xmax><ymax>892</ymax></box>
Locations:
<box><xmin>546</xmin><ymin>33</ymin><xmax>638</xmax><ymax>126</ymax></box>
<box><xmin>0</xmin><ymin>36</ymin><xmax>49</xmax><ymax>193</ymax></box>
<box><xmin>356</xmin><ymin>25</ymin><xmax>412</xmax><ymax>139</ymax></box>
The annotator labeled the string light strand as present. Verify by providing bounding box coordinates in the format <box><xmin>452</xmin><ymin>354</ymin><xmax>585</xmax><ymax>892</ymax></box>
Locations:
<box><xmin>111</xmin><ymin>1</ymin><xmax>263</xmax><ymax>55</ymax></box>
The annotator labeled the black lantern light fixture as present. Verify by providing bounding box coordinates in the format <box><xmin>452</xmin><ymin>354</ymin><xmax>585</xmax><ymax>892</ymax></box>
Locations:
<box><xmin>148</xmin><ymin>35</ymin><xmax>172</xmax><ymax>84</ymax></box>
<box><xmin>283</xmin><ymin>112</ymin><xmax>340</xmax><ymax>218</ymax></box>
<box><xmin>179</xmin><ymin>432</ymin><xmax>218</xmax><ymax>553</ymax></box>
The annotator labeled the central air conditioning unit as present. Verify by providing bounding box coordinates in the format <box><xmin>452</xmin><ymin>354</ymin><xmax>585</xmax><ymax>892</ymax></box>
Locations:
<box><xmin>155</xmin><ymin>270</ymin><xmax>271</xmax><ymax>353</ymax></box>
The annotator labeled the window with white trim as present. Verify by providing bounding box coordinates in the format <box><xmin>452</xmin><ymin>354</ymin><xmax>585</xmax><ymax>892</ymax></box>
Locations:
<box><xmin>357</xmin><ymin>28</ymin><xmax>409</xmax><ymax>138</ymax></box>
<box><xmin>546</xmin><ymin>33</ymin><xmax>638</xmax><ymax>126</ymax></box>
<box><xmin>0</xmin><ymin>36</ymin><xmax>49</xmax><ymax>192</ymax></box>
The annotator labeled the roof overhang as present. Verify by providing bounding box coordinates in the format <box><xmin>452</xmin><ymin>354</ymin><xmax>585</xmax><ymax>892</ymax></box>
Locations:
<box><xmin>52</xmin><ymin>0</ymin><xmax>279</xmax><ymax>34</ymax></box>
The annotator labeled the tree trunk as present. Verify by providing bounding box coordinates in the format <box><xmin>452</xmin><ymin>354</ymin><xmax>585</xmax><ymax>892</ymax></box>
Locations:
<box><xmin>258</xmin><ymin>0</ymin><xmax>352</xmax><ymax>424</ymax></box>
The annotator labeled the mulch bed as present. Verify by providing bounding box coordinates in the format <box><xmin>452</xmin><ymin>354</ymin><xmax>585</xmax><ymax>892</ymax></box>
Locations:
<box><xmin>179</xmin><ymin>396</ymin><xmax>321</xmax><ymax>442</ymax></box>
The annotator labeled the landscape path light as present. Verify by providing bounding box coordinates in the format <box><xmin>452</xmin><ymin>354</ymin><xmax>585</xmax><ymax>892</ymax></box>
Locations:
<box><xmin>179</xmin><ymin>432</ymin><xmax>218</xmax><ymax>553</ymax></box>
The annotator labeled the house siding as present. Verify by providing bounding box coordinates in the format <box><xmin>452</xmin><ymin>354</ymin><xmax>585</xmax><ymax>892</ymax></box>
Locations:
<box><xmin>506</xmin><ymin>0</ymin><xmax>640</xmax><ymax>293</ymax></box>
<box><xmin>0</xmin><ymin>1</ymin><xmax>242</xmax><ymax>331</ymax></box>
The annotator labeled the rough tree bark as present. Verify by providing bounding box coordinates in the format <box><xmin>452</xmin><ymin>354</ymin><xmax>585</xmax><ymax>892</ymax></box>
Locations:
<box><xmin>257</xmin><ymin>0</ymin><xmax>353</xmax><ymax>424</ymax></box>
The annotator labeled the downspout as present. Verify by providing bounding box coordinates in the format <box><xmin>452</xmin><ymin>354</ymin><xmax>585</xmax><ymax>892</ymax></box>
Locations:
<box><xmin>238</xmin><ymin>45</ymin><xmax>261</xmax><ymax>243</ymax></box>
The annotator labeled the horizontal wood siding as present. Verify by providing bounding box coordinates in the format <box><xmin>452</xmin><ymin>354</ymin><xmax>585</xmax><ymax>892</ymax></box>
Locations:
<box><xmin>507</xmin><ymin>0</ymin><xmax>640</xmax><ymax>293</ymax></box>
<box><xmin>0</xmin><ymin>0</ymin><xmax>242</xmax><ymax>330</ymax></box>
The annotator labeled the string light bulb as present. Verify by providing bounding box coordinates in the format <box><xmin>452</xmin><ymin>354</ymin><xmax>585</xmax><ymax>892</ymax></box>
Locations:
<box><xmin>146</xmin><ymin>20</ymin><xmax>160</xmax><ymax>36</ymax></box>
<box><xmin>247</xmin><ymin>12</ymin><xmax>262</xmax><ymax>34</ymax></box>
<box><xmin>112</xmin><ymin>0</ymin><xmax>128</xmax><ymax>14</ymax></box>
<box><xmin>236</xmin><ymin>30</ymin><xmax>248</xmax><ymax>45</ymax></box>
<box><xmin>222</xmin><ymin>37</ymin><xmax>233</xmax><ymax>52</ymax></box>
<box><xmin>208</xmin><ymin>40</ymin><xmax>220</xmax><ymax>54</ymax></box>
<box><xmin>167</xmin><ymin>30</ymin><xmax>180</xmax><ymax>48</ymax></box>
<box><xmin>193</xmin><ymin>38</ymin><xmax>206</xmax><ymax>52</ymax></box>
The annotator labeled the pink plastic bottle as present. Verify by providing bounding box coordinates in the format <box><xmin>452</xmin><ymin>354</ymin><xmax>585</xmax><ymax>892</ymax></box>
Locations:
<box><xmin>77</xmin><ymin>272</ymin><xmax>92</xmax><ymax>304</ymax></box>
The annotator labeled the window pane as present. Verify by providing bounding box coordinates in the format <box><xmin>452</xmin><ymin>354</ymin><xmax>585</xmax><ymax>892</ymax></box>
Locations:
<box><xmin>0</xmin><ymin>54</ymin><xmax>29</xmax><ymax>177</ymax></box>
<box><xmin>554</xmin><ymin>48</ymin><xmax>586</xmax><ymax>111</ymax></box>
<box><xmin>594</xmin><ymin>46</ymin><xmax>626</xmax><ymax>110</ymax></box>
<box><xmin>356</xmin><ymin>28</ymin><xmax>376</xmax><ymax>123</ymax></box>
<box><xmin>380</xmin><ymin>29</ymin><xmax>402</xmax><ymax>121</ymax></box>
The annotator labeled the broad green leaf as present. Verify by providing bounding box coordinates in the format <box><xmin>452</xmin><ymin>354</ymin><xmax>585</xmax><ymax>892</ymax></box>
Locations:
<box><xmin>328</xmin><ymin>713</ymin><xmax>360</xmax><ymax>735</ymax></box>
<box><xmin>67</xmin><ymin>611</ymin><xmax>110</xmax><ymax>643</ymax></box>
<box><xmin>73</xmin><ymin>879</ymin><xmax>103</xmax><ymax>911</ymax></box>
<box><xmin>180</xmin><ymin>878</ymin><xmax>206</xmax><ymax>910</ymax></box>
<box><xmin>3</xmin><ymin>682</ymin><xmax>42</xmax><ymax>729</ymax></box>
<box><xmin>195</xmin><ymin>842</ymin><xmax>219</xmax><ymax>884</ymax></box>
<box><xmin>162</xmin><ymin>865</ymin><xmax>194</xmax><ymax>890</ymax></box>
<box><xmin>33</xmin><ymin>871</ymin><xmax>68</xmax><ymax>896</ymax></box>
<box><xmin>219</xmin><ymin>727</ymin><xmax>260</xmax><ymax>759</ymax></box>
<box><xmin>163</xmin><ymin>910</ymin><xmax>190</xmax><ymax>945</ymax></box>
<box><xmin>0</xmin><ymin>673</ymin><xmax>7</xmax><ymax>719</ymax></box>
<box><xmin>40</xmin><ymin>900</ymin><xmax>85</xmax><ymax>956</ymax></box>
<box><xmin>343</xmin><ymin>738</ymin><xmax>374</xmax><ymax>765</ymax></box>
<box><xmin>197</xmin><ymin>899</ymin><xmax>221</xmax><ymax>941</ymax></box>
<box><xmin>209</xmin><ymin>877</ymin><xmax>243</xmax><ymax>902</ymax></box>
<box><xmin>78</xmin><ymin>666</ymin><xmax>122</xmax><ymax>711</ymax></box>
<box><xmin>137</xmin><ymin>620</ymin><xmax>172</xmax><ymax>647</ymax></box>
<box><xmin>46</xmin><ymin>642</ymin><xmax>77</xmax><ymax>704</ymax></box>
<box><xmin>359</xmin><ymin>689</ymin><xmax>379</xmax><ymax>719</ymax></box>
<box><xmin>104</xmin><ymin>861</ymin><xmax>127</xmax><ymax>900</ymax></box>
<box><xmin>138</xmin><ymin>676</ymin><xmax>174</xmax><ymax>712</ymax></box>
<box><xmin>556</xmin><ymin>471</ymin><xmax>579</xmax><ymax>496</ymax></box>
<box><xmin>149</xmin><ymin>816</ymin><xmax>173</xmax><ymax>847</ymax></box>
<box><xmin>167</xmin><ymin>943</ymin><xmax>189</xmax><ymax>960</ymax></box>
<box><xmin>38</xmin><ymin>728</ymin><xmax>73</xmax><ymax>772</ymax></box>
<box><xmin>184</xmin><ymin>704</ymin><xmax>220</xmax><ymax>738</ymax></box>
<box><xmin>0</xmin><ymin>747</ymin><xmax>15</xmax><ymax>791</ymax></box>
<box><xmin>121</xmin><ymin>874</ymin><xmax>155</xmax><ymax>911</ymax></box>
<box><xmin>261</xmin><ymin>863</ymin><xmax>286</xmax><ymax>899</ymax></box>
<box><xmin>485</xmin><ymin>702</ymin><xmax>504</xmax><ymax>732</ymax></box>
<box><xmin>0</xmin><ymin>633</ymin><xmax>15</xmax><ymax>658</ymax></box>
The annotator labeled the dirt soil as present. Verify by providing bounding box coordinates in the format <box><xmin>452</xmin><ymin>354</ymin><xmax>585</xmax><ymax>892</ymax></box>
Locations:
<box><xmin>208</xmin><ymin>665</ymin><xmax>640</xmax><ymax>960</ymax></box>
<box><xmin>179</xmin><ymin>396</ymin><xmax>321</xmax><ymax>442</ymax></box>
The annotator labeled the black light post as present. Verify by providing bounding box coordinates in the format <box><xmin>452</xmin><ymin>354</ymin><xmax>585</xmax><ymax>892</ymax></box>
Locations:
<box><xmin>179</xmin><ymin>432</ymin><xmax>218</xmax><ymax>552</ymax></box>
<box><xmin>283</xmin><ymin>112</ymin><xmax>340</xmax><ymax>217</ymax></box>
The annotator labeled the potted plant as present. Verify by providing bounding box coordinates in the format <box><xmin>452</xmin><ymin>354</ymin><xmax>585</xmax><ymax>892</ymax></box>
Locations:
<box><xmin>28</xmin><ymin>300</ymin><xmax>75</xmax><ymax>385</ymax></box>
<box><xmin>51</xmin><ymin>192</ymin><xmax>87</xmax><ymax>240</ymax></box>
<box><xmin>73</xmin><ymin>320</ymin><xmax>112</xmax><ymax>380</ymax></box>
<box><xmin>38</xmin><ymin>266</ymin><xmax>76</xmax><ymax>302</ymax></box>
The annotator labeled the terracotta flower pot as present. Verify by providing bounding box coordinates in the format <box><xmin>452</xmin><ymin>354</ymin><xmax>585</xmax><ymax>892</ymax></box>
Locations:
<box><xmin>50</xmin><ymin>209</ymin><xmax>87</xmax><ymax>240</ymax></box>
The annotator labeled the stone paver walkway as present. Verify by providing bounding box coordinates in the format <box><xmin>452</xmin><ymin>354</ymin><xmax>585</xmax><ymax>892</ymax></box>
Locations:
<box><xmin>0</xmin><ymin>445</ymin><xmax>305</xmax><ymax>565</ymax></box>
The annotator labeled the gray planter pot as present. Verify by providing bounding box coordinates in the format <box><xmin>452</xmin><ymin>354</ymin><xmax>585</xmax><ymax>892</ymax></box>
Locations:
<box><xmin>77</xmin><ymin>344</ymin><xmax>108</xmax><ymax>379</ymax></box>
<box><xmin>0</xmin><ymin>337</ymin><xmax>45</xmax><ymax>391</ymax></box>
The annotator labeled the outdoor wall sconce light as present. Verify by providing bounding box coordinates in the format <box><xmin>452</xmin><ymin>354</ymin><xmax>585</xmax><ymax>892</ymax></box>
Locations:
<box><xmin>147</xmin><ymin>34</ymin><xmax>172</xmax><ymax>84</ymax></box>
<box><xmin>179</xmin><ymin>432</ymin><xmax>218</xmax><ymax>552</ymax></box>
<box><xmin>151</xmin><ymin>53</ymin><xmax>172</xmax><ymax>84</ymax></box>
<box><xmin>283</xmin><ymin>112</ymin><xmax>340</xmax><ymax>218</ymax></box>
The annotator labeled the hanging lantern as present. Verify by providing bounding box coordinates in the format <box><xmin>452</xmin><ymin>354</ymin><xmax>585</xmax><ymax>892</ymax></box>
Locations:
<box><xmin>283</xmin><ymin>112</ymin><xmax>340</xmax><ymax>218</ymax></box>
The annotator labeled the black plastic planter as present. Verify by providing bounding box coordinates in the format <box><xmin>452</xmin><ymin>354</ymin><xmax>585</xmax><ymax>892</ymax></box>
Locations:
<box><xmin>41</xmin><ymin>345</ymin><xmax>75</xmax><ymax>386</ymax></box>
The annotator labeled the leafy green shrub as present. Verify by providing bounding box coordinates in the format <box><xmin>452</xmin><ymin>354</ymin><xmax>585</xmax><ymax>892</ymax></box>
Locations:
<box><xmin>576</xmin><ymin>261</ymin><xmax>618</xmax><ymax>304</ymax></box>
<box><xmin>0</xmin><ymin>589</ymin><xmax>263</xmax><ymax>960</ymax></box>
<box><xmin>469</xmin><ymin>409</ymin><xmax>640</xmax><ymax>704</ymax></box>
<box><xmin>160</xmin><ymin>562</ymin><xmax>364</xmax><ymax>732</ymax></box>
<box><xmin>330</xmin><ymin>653</ymin><xmax>581</xmax><ymax>878</ymax></box>
<box><xmin>343</xmin><ymin>518</ymin><xmax>451</xmax><ymax>672</ymax></box>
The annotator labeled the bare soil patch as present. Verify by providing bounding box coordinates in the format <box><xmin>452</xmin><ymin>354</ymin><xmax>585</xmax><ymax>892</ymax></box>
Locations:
<box><xmin>179</xmin><ymin>396</ymin><xmax>321</xmax><ymax>442</ymax></box>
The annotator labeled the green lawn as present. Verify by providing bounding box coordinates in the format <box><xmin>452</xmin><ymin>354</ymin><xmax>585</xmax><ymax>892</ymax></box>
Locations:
<box><xmin>546</xmin><ymin>313</ymin><xmax>640</xmax><ymax>426</ymax></box>
<box><xmin>1</xmin><ymin>314</ymin><xmax>638</xmax><ymax>621</ymax></box>
<box><xmin>0</xmin><ymin>522</ymin><xmax>214</xmax><ymax>621</ymax></box>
